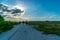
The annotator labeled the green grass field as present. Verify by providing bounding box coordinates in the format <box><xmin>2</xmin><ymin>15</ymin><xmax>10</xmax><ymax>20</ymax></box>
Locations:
<box><xmin>26</xmin><ymin>21</ymin><xmax>60</xmax><ymax>35</ymax></box>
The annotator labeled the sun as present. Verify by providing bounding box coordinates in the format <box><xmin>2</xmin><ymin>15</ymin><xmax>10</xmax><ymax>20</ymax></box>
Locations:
<box><xmin>14</xmin><ymin>5</ymin><xmax>25</xmax><ymax>11</ymax></box>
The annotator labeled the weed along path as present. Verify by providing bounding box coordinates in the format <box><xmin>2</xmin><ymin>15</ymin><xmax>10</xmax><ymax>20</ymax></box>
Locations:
<box><xmin>1</xmin><ymin>23</ymin><xmax>60</xmax><ymax>40</ymax></box>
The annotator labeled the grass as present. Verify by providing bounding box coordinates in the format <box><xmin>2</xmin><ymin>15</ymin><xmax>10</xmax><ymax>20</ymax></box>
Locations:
<box><xmin>26</xmin><ymin>21</ymin><xmax>60</xmax><ymax>35</ymax></box>
<box><xmin>0</xmin><ymin>16</ymin><xmax>19</xmax><ymax>33</ymax></box>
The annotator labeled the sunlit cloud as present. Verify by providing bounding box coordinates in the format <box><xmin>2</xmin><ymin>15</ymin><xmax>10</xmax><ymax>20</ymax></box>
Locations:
<box><xmin>0</xmin><ymin>3</ymin><xmax>25</xmax><ymax>17</ymax></box>
<box><xmin>0</xmin><ymin>3</ymin><xmax>30</xmax><ymax>22</ymax></box>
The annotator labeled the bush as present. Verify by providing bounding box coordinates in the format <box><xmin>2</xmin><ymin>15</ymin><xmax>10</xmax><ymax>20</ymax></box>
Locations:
<box><xmin>0</xmin><ymin>16</ymin><xmax>18</xmax><ymax>33</ymax></box>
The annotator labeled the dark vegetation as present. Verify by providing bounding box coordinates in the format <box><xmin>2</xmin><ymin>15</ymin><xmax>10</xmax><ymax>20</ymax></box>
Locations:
<box><xmin>0</xmin><ymin>16</ymin><xmax>19</xmax><ymax>33</ymax></box>
<box><xmin>26</xmin><ymin>21</ymin><xmax>60</xmax><ymax>35</ymax></box>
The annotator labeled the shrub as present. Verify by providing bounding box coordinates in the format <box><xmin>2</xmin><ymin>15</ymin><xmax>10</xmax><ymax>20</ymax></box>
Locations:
<box><xmin>0</xmin><ymin>16</ymin><xmax>18</xmax><ymax>33</ymax></box>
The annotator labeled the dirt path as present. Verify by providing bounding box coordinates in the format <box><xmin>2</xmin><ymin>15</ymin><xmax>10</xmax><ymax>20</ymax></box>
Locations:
<box><xmin>9</xmin><ymin>23</ymin><xmax>60</xmax><ymax>40</ymax></box>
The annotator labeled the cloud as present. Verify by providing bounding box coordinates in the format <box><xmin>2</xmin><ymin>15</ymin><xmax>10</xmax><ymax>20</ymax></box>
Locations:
<box><xmin>12</xmin><ymin>8</ymin><xmax>24</xmax><ymax>14</ymax></box>
<box><xmin>28</xmin><ymin>14</ymin><xmax>60</xmax><ymax>21</ymax></box>
<box><xmin>0</xmin><ymin>3</ymin><xmax>24</xmax><ymax>17</ymax></box>
<box><xmin>37</xmin><ymin>15</ymin><xmax>60</xmax><ymax>21</ymax></box>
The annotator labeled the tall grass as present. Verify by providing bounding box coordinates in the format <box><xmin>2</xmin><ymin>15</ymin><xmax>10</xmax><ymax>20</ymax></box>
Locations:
<box><xmin>26</xmin><ymin>21</ymin><xmax>60</xmax><ymax>35</ymax></box>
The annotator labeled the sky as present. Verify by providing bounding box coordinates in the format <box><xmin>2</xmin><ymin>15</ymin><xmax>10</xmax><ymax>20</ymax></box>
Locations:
<box><xmin>0</xmin><ymin>0</ymin><xmax>60</xmax><ymax>21</ymax></box>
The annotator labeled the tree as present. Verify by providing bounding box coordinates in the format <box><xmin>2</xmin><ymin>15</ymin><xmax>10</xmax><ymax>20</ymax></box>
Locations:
<box><xmin>0</xmin><ymin>16</ymin><xmax>4</xmax><ymax>21</ymax></box>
